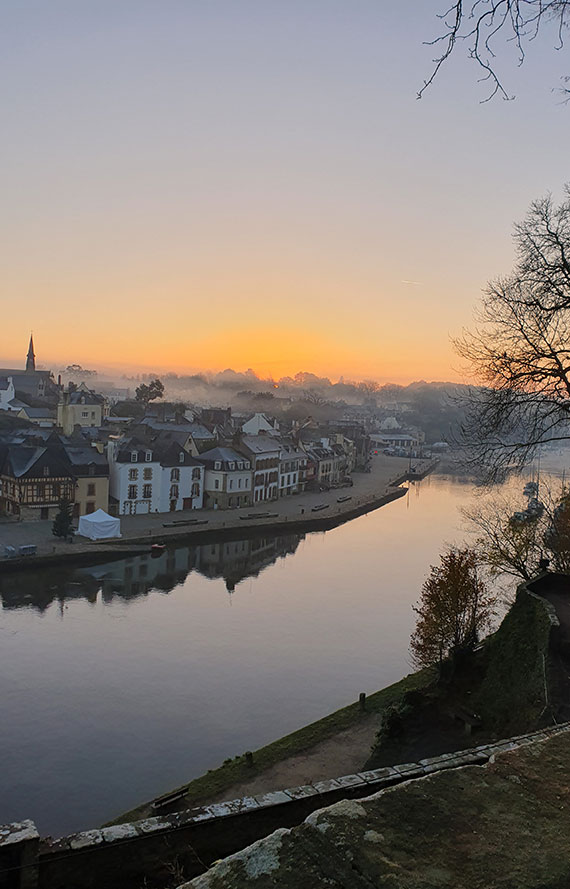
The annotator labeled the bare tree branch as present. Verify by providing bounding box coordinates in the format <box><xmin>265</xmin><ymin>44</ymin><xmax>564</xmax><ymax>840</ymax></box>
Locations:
<box><xmin>419</xmin><ymin>1</ymin><xmax>570</xmax><ymax>101</ymax></box>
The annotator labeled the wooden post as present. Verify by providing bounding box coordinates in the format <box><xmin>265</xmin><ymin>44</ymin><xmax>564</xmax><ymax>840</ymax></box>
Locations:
<box><xmin>359</xmin><ymin>692</ymin><xmax>366</xmax><ymax>711</ymax></box>
<box><xmin>245</xmin><ymin>751</ymin><xmax>254</xmax><ymax>768</ymax></box>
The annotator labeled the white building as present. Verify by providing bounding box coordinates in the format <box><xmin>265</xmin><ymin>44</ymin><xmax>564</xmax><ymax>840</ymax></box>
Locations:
<box><xmin>0</xmin><ymin>377</ymin><xmax>17</xmax><ymax>411</ymax></box>
<box><xmin>278</xmin><ymin>442</ymin><xmax>307</xmax><ymax>496</ymax></box>
<box><xmin>240</xmin><ymin>413</ymin><xmax>280</xmax><ymax>436</ymax></box>
<box><xmin>198</xmin><ymin>446</ymin><xmax>253</xmax><ymax>509</ymax></box>
<box><xmin>108</xmin><ymin>437</ymin><xmax>204</xmax><ymax>515</ymax></box>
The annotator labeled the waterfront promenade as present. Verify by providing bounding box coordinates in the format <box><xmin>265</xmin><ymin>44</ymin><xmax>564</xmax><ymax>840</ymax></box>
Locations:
<box><xmin>0</xmin><ymin>454</ymin><xmax>433</xmax><ymax>569</ymax></box>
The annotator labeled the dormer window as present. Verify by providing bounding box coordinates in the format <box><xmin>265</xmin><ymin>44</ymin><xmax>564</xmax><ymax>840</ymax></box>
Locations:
<box><xmin>229</xmin><ymin>462</ymin><xmax>235</xmax><ymax>470</ymax></box>
<box><xmin>214</xmin><ymin>461</ymin><xmax>221</xmax><ymax>470</ymax></box>
<box><xmin>245</xmin><ymin>461</ymin><xmax>250</xmax><ymax>469</ymax></box>
<box><xmin>145</xmin><ymin>451</ymin><xmax>152</xmax><ymax>462</ymax></box>
<box><xmin>238</xmin><ymin>462</ymin><xmax>243</xmax><ymax>470</ymax></box>
<box><xmin>43</xmin><ymin>466</ymin><xmax>50</xmax><ymax>477</ymax></box>
<box><xmin>179</xmin><ymin>452</ymin><xmax>184</xmax><ymax>463</ymax></box>
<box><xmin>131</xmin><ymin>451</ymin><xmax>137</xmax><ymax>462</ymax></box>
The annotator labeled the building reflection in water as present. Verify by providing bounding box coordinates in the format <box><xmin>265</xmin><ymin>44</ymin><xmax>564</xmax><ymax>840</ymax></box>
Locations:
<box><xmin>0</xmin><ymin>533</ymin><xmax>305</xmax><ymax>612</ymax></box>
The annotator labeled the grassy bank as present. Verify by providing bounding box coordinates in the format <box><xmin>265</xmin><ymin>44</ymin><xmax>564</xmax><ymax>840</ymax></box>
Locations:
<box><xmin>107</xmin><ymin>666</ymin><xmax>435</xmax><ymax>826</ymax></box>
<box><xmin>474</xmin><ymin>590</ymin><xmax>553</xmax><ymax>734</ymax></box>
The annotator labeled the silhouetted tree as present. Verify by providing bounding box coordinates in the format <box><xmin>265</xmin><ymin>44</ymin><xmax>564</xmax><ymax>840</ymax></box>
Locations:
<box><xmin>52</xmin><ymin>499</ymin><xmax>73</xmax><ymax>539</ymax></box>
<box><xmin>135</xmin><ymin>378</ymin><xmax>164</xmax><ymax>404</ymax></box>
<box><xmin>410</xmin><ymin>548</ymin><xmax>494</xmax><ymax>669</ymax></box>
<box><xmin>456</xmin><ymin>188</ymin><xmax>570</xmax><ymax>481</ymax></box>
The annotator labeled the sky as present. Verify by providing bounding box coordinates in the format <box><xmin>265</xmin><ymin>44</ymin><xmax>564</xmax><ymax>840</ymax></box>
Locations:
<box><xmin>2</xmin><ymin>1</ymin><xmax>570</xmax><ymax>383</ymax></box>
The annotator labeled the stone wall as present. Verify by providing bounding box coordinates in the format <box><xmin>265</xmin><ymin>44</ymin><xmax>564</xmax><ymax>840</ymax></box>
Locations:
<box><xmin>2</xmin><ymin>724</ymin><xmax>569</xmax><ymax>889</ymax></box>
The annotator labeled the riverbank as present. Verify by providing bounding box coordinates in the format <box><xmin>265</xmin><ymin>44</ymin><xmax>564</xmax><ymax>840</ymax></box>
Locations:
<box><xmin>0</xmin><ymin>456</ymin><xmax>437</xmax><ymax>573</ymax></box>
<box><xmin>107</xmin><ymin>666</ymin><xmax>436</xmax><ymax>826</ymax></box>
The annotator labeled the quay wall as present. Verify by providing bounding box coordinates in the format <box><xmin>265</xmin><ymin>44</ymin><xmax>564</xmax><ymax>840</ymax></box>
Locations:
<box><xmin>0</xmin><ymin>483</ymin><xmax>412</xmax><ymax>575</ymax></box>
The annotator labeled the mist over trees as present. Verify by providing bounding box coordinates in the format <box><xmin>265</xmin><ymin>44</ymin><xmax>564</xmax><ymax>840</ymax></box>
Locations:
<box><xmin>119</xmin><ymin>368</ymin><xmax>470</xmax><ymax>439</ymax></box>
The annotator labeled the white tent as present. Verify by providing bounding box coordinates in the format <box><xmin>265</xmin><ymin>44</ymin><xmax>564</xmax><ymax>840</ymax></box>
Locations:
<box><xmin>77</xmin><ymin>509</ymin><xmax>121</xmax><ymax>540</ymax></box>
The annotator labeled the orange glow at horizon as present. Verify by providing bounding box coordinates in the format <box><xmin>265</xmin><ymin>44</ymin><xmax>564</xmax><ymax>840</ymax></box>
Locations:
<box><xmin>1</xmin><ymin>323</ymin><xmax>464</xmax><ymax>386</ymax></box>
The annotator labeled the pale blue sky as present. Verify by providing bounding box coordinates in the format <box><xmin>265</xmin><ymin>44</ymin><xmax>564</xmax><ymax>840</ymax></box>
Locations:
<box><xmin>2</xmin><ymin>2</ymin><xmax>569</xmax><ymax>380</ymax></box>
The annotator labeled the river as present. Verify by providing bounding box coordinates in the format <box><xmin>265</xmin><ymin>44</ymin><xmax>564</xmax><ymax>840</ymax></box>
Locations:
<box><xmin>0</xmin><ymin>468</ymin><xmax>552</xmax><ymax>835</ymax></box>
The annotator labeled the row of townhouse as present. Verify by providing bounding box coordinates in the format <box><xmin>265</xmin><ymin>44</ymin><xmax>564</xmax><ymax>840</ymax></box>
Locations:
<box><xmin>0</xmin><ymin>421</ymin><xmax>358</xmax><ymax>519</ymax></box>
<box><xmin>108</xmin><ymin>429</ymin><xmax>352</xmax><ymax>514</ymax></box>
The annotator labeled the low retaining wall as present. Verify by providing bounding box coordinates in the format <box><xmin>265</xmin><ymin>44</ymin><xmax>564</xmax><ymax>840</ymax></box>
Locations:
<box><xmin>2</xmin><ymin>723</ymin><xmax>568</xmax><ymax>889</ymax></box>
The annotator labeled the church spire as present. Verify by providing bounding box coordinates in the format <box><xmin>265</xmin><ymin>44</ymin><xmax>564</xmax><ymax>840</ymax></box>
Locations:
<box><xmin>26</xmin><ymin>334</ymin><xmax>35</xmax><ymax>372</ymax></box>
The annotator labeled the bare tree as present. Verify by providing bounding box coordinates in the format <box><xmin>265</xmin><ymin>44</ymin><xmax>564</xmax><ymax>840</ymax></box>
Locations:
<box><xmin>462</xmin><ymin>489</ymin><xmax>545</xmax><ymax>581</ymax></box>
<box><xmin>463</xmin><ymin>479</ymin><xmax>570</xmax><ymax>579</ymax></box>
<box><xmin>455</xmin><ymin>188</ymin><xmax>570</xmax><ymax>480</ymax></box>
<box><xmin>420</xmin><ymin>1</ymin><xmax>570</xmax><ymax>102</ymax></box>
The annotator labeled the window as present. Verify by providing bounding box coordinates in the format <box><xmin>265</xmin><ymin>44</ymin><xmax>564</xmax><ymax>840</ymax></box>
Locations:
<box><xmin>131</xmin><ymin>452</ymin><xmax>137</xmax><ymax>462</ymax></box>
<box><xmin>238</xmin><ymin>478</ymin><xmax>242</xmax><ymax>488</ymax></box>
<box><xmin>87</xmin><ymin>483</ymin><xmax>96</xmax><ymax>496</ymax></box>
<box><xmin>170</xmin><ymin>485</ymin><xmax>179</xmax><ymax>499</ymax></box>
<box><xmin>214</xmin><ymin>461</ymin><xmax>221</xmax><ymax>470</ymax></box>
<box><xmin>192</xmin><ymin>467</ymin><xmax>201</xmax><ymax>480</ymax></box>
<box><xmin>81</xmin><ymin>411</ymin><xmax>89</xmax><ymax>418</ymax></box>
<box><xmin>145</xmin><ymin>451</ymin><xmax>152</xmax><ymax>462</ymax></box>
<box><xmin>143</xmin><ymin>468</ymin><xmax>152</xmax><ymax>480</ymax></box>
<box><xmin>86</xmin><ymin>501</ymin><xmax>95</xmax><ymax>514</ymax></box>
<box><xmin>91</xmin><ymin>412</ymin><xmax>96</xmax><ymax>419</ymax></box>
<box><xmin>128</xmin><ymin>485</ymin><xmax>137</xmax><ymax>500</ymax></box>
<box><xmin>229</xmin><ymin>479</ymin><xmax>233</xmax><ymax>489</ymax></box>
<box><xmin>229</xmin><ymin>462</ymin><xmax>235</xmax><ymax>470</ymax></box>
<box><xmin>170</xmin><ymin>468</ymin><xmax>180</xmax><ymax>482</ymax></box>
<box><xmin>191</xmin><ymin>482</ymin><xmax>200</xmax><ymax>496</ymax></box>
<box><xmin>228</xmin><ymin>497</ymin><xmax>233</xmax><ymax>507</ymax></box>
<box><xmin>214</xmin><ymin>479</ymin><xmax>220</xmax><ymax>490</ymax></box>
<box><xmin>179</xmin><ymin>451</ymin><xmax>184</xmax><ymax>463</ymax></box>
<box><xmin>128</xmin><ymin>468</ymin><xmax>138</xmax><ymax>481</ymax></box>
<box><xmin>238</xmin><ymin>462</ymin><xmax>243</xmax><ymax>470</ymax></box>
<box><xmin>143</xmin><ymin>484</ymin><xmax>152</xmax><ymax>499</ymax></box>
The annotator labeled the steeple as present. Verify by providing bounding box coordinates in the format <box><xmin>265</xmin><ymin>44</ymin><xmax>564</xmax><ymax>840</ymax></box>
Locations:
<box><xmin>26</xmin><ymin>334</ymin><xmax>35</xmax><ymax>372</ymax></box>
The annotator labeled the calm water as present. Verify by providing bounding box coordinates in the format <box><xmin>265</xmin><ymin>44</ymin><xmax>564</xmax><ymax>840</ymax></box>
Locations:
<box><xmin>0</xmin><ymin>472</ymin><xmax>509</xmax><ymax>834</ymax></box>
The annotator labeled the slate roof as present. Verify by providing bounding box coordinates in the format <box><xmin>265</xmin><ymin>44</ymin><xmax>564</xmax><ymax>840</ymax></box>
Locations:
<box><xmin>239</xmin><ymin>434</ymin><xmax>281</xmax><ymax>455</ymax></box>
<box><xmin>138</xmin><ymin>418</ymin><xmax>215</xmax><ymax>439</ymax></box>
<box><xmin>114</xmin><ymin>437</ymin><xmax>201</xmax><ymax>467</ymax></box>
<box><xmin>19</xmin><ymin>406</ymin><xmax>56</xmax><ymax>419</ymax></box>
<box><xmin>61</xmin><ymin>446</ymin><xmax>109</xmax><ymax>476</ymax></box>
<box><xmin>198</xmin><ymin>447</ymin><xmax>251</xmax><ymax>469</ymax></box>
<box><xmin>67</xmin><ymin>391</ymin><xmax>103</xmax><ymax>406</ymax></box>
<box><xmin>0</xmin><ymin>445</ymin><xmax>71</xmax><ymax>479</ymax></box>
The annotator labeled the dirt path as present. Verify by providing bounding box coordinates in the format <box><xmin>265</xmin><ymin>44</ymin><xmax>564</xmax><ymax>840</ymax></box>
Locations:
<box><xmin>205</xmin><ymin>713</ymin><xmax>382</xmax><ymax>804</ymax></box>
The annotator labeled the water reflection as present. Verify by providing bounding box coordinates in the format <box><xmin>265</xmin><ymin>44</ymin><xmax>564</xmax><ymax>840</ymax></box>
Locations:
<box><xmin>0</xmin><ymin>533</ymin><xmax>304</xmax><ymax>611</ymax></box>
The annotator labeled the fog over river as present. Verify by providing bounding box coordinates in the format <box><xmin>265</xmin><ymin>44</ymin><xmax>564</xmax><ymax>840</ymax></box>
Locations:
<box><xmin>0</xmin><ymin>465</ymin><xmax>564</xmax><ymax>835</ymax></box>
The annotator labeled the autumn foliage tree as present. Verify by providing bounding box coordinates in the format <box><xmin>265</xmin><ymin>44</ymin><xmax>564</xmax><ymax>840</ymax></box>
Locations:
<box><xmin>410</xmin><ymin>548</ymin><xmax>495</xmax><ymax>670</ymax></box>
